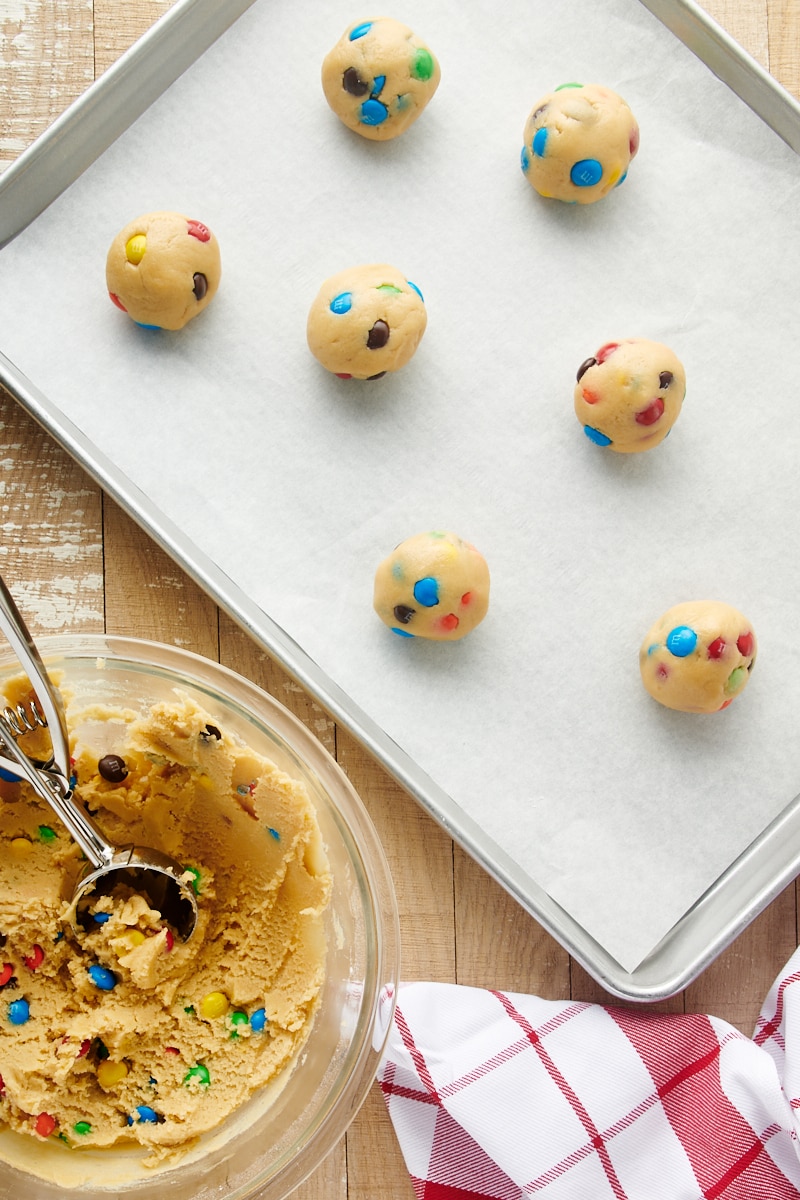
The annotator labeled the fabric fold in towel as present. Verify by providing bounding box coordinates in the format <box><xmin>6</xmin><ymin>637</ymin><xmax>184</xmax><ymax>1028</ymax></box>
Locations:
<box><xmin>377</xmin><ymin>949</ymin><xmax>800</xmax><ymax>1199</ymax></box>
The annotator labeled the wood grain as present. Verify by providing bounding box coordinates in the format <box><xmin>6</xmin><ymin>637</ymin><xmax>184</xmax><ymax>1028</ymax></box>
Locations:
<box><xmin>0</xmin><ymin>1</ymin><xmax>93</xmax><ymax>169</ymax></box>
<box><xmin>701</xmin><ymin>0</ymin><xmax>770</xmax><ymax>69</ymax></box>
<box><xmin>0</xmin><ymin>4</ymin><xmax>798</xmax><ymax>1198</ymax></box>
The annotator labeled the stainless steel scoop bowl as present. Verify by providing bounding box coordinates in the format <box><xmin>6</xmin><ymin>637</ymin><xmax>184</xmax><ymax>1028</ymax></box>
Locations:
<box><xmin>0</xmin><ymin>574</ymin><xmax>198</xmax><ymax>940</ymax></box>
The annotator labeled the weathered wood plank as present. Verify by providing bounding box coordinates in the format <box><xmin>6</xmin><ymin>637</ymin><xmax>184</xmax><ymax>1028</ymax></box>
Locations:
<box><xmin>0</xmin><ymin>390</ymin><xmax>104</xmax><ymax>633</ymax></box>
<box><xmin>0</xmin><ymin>0</ymin><xmax>94</xmax><ymax>170</ymax></box>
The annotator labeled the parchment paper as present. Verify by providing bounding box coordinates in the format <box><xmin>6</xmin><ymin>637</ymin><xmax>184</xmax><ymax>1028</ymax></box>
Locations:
<box><xmin>1</xmin><ymin>0</ymin><xmax>799</xmax><ymax>972</ymax></box>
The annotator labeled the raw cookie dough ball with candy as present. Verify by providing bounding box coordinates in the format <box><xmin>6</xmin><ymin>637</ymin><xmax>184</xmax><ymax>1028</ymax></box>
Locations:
<box><xmin>374</xmin><ymin>531</ymin><xmax>490</xmax><ymax>641</ymax></box>
<box><xmin>322</xmin><ymin>17</ymin><xmax>441</xmax><ymax>140</ymax></box>
<box><xmin>307</xmin><ymin>263</ymin><xmax>426</xmax><ymax>380</ymax></box>
<box><xmin>521</xmin><ymin>83</ymin><xmax>639</xmax><ymax>204</ymax></box>
<box><xmin>574</xmin><ymin>338</ymin><xmax>685</xmax><ymax>452</ymax></box>
<box><xmin>106</xmin><ymin>211</ymin><xmax>221</xmax><ymax>330</ymax></box>
<box><xmin>640</xmin><ymin>600</ymin><xmax>757</xmax><ymax>713</ymax></box>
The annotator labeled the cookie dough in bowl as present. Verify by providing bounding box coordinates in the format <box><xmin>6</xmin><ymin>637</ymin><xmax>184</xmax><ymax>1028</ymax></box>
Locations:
<box><xmin>106</xmin><ymin>212</ymin><xmax>221</xmax><ymax>330</ymax></box>
<box><xmin>307</xmin><ymin>263</ymin><xmax>427</xmax><ymax>379</ymax></box>
<box><xmin>0</xmin><ymin>636</ymin><xmax>399</xmax><ymax>1200</ymax></box>
<box><xmin>374</xmin><ymin>531</ymin><xmax>490</xmax><ymax>641</ymax></box>
<box><xmin>322</xmin><ymin>17</ymin><xmax>441</xmax><ymax>140</ymax></box>
<box><xmin>521</xmin><ymin>83</ymin><xmax>639</xmax><ymax>204</ymax></box>
<box><xmin>574</xmin><ymin>338</ymin><xmax>686</xmax><ymax>452</ymax></box>
<box><xmin>640</xmin><ymin>601</ymin><xmax>757</xmax><ymax>713</ymax></box>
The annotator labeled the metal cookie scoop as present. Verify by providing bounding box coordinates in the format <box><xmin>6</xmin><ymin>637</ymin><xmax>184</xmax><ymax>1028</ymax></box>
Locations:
<box><xmin>0</xmin><ymin>574</ymin><xmax>198</xmax><ymax>941</ymax></box>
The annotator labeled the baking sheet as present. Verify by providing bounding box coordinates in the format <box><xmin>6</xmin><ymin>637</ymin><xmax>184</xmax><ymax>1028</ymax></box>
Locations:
<box><xmin>1</xmin><ymin>0</ymin><xmax>800</xmax><ymax>983</ymax></box>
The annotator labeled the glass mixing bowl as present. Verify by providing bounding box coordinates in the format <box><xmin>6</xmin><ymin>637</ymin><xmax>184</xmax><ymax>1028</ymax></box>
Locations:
<box><xmin>0</xmin><ymin>634</ymin><xmax>399</xmax><ymax>1200</ymax></box>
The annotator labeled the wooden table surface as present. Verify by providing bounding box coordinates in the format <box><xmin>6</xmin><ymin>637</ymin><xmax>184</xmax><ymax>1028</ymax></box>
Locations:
<box><xmin>1</xmin><ymin>2</ymin><xmax>798</xmax><ymax>1196</ymax></box>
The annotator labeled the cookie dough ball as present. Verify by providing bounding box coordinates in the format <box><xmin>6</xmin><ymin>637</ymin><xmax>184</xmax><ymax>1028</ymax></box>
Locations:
<box><xmin>374</xmin><ymin>531</ymin><xmax>490</xmax><ymax>641</ymax></box>
<box><xmin>322</xmin><ymin>17</ymin><xmax>441</xmax><ymax>140</ymax></box>
<box><xmin>640</xmin><ymin>601</ymin><xmax>757</xmax><ymax>713</ymax></box>
<box><xmin>307</xmin><ymin>263</ymin><xmax>426</xmax><ymax>379</ymax></box>
<box><xmin>106</xmin><ymin>211</ymin><xmax>221</xmax><ymax>330</ymax></box>
<box><xmin>574</xmin><ymin>338</ymin><xmax>685</xmax><ymax>453</ymax></box>
<box><xmin>521</xmin><ymin>83</ymin><xmax>639</xmax><ymax>204</ymax></box>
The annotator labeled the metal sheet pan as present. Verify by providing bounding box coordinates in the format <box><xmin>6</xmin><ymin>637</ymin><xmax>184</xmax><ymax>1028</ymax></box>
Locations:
<box><xmin>1</xmin><ymin>0</ymin><xmax>799</xmax><ymax>1000</ymax></box>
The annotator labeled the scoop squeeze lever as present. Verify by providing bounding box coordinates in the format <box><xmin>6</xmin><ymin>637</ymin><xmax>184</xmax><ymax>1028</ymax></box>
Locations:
<box><xmin>0</xmin><ymin>574</ymin><xmax>198</xmax><ymax>940</ymax></box>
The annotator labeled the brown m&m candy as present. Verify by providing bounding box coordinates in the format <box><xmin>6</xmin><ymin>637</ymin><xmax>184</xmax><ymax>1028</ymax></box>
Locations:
<box><xmin>98</xmin><ymin>754</ymin><xmax>128</xmax><ymax>783</ymax></box>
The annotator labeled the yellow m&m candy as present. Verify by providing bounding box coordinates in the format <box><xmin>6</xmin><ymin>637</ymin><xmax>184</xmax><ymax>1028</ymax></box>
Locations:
<box><xmin>97</xmin><ymin>1061</ymin><xmax>128</xmax><ymax>1089</ymax></box>
<box><xmin>199</xmin><ymin>991</ymin><xmax>229</xmax><ymax>1020</ymax></box>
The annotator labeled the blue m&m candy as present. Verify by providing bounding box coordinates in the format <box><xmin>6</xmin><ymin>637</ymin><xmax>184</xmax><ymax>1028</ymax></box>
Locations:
<box><xmin>570</xmin><ymin>158</ymin><xmax>603</xmax><ymax>188</ymax></box>
<box><xmin>330</xmin><ymin>292</ymin><xmax>352</xmax><ymax>315</ymax></box>
<box><xmin>413</xmin><ymin>577</ymin><xmax>439</xmax><ymax>608</ymax></box>
<box><xmin>533</xmin><ymin>127</ymin><xmax>548</xmax><ymax>157</ymax></box>
<box><xmin>349</xmin><ymin>21</ymin><xmax>372</xmax><ymax>40</ymax></box>
<box><xmin>360</xmin><ymin>98</ymin><xmax>388</xmax><ymax>126</ymax></box>
<box><xmin>583</xmin><ymin>425</ymin><xmax>612</xmax><ymax>447</ymax></box>
<box><xmin>665</xmin><ymin>626</ymin><xmax>698</xmax><ymax>658</ymax></box>
<box><xmin>88</xmin><ymin>965</ymin><xmax>117</xmax><ymax>991</ymax></box>
<box><xmin>8</xmin><ymin>998</ymin><xmax>30</xmax><ymax>1025</ymax></box>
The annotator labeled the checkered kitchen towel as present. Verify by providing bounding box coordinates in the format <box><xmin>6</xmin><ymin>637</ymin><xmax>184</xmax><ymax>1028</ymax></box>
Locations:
<box><xmin>378</xmin><ymin>949</ymin><xmax>800</xmax><ymax>1198</ymax></box>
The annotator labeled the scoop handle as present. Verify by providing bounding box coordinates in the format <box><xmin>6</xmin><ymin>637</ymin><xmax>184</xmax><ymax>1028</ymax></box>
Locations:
<box><xmin>0</xmin><ymin>572</ymin><xmax>71</xmax><ymax>779</ymax></box>
<box><xmin>0</xmin><ymin>712</ymin><xmax>115</xmax><ymax>869</ymax></box>
<box><xmin>0</xmin><ymin>571</ymin><xmax>114</xmax><ymax>868</ymax></box>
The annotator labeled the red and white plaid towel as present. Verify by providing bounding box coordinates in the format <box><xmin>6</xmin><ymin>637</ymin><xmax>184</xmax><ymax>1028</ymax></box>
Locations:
<box><xmin>378</xmin><ymin>950</ymin><xmax>800</xmax><ymax>1199</ymax></box>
